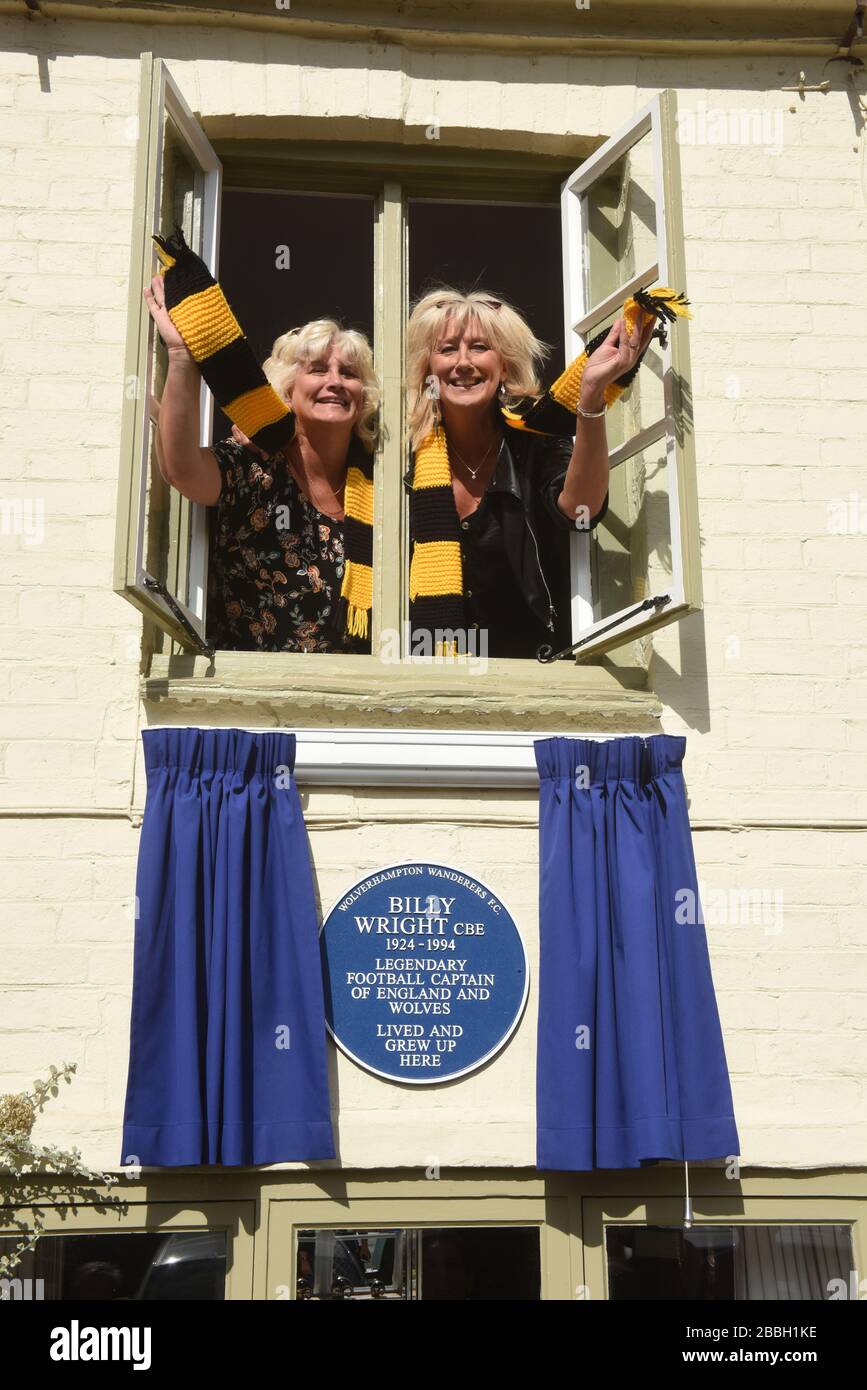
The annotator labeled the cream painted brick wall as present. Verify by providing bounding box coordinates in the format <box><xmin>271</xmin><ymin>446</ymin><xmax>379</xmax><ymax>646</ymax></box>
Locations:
<box><xmin>0</xmin><ymin>14</ymin><xmax>865</xmax><ymax>1172</ymax></box>
<box><xmin>1</xmin><ymin>807</ymin><xmax>865</xmax><ymax>1170</ymax></box>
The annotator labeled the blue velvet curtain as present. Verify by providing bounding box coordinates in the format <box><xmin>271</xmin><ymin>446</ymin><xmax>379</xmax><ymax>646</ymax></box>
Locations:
<box><xmin>121</xmin><ymin>728</ymin><xmax>335</xmax><ymax>1167</ymax></box>
<box><xmin>534</xmin><ymin>734</ymin><xmax>739</xmax><ymax>1171</ymax></box>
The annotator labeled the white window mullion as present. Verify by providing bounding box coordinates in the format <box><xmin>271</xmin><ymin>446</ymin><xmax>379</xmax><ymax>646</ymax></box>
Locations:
<box><xmin>562</xmin><ymin>139</ymin><xmax>595</xmax><ymax>635</ymax></box>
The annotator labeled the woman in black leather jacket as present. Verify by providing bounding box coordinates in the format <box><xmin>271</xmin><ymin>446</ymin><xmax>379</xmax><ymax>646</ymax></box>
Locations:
<box><xmin>404</xmin><ymin>288</ymin><xmax>656</xmax><ymax>659</ymax></box>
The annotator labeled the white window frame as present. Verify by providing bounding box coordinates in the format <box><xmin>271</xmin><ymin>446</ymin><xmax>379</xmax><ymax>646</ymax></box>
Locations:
<box><xmin>561</xmin><ymin>90</ymin><xmax>702</xmax><ymax>659</ymax></box>
<box><xmin>114</xmin><ymin>54</ymin><xmax>222</xmax><ymax>654</ymax></box>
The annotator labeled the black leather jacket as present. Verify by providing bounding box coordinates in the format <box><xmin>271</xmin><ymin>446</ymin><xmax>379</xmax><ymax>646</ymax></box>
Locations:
<box><xmin>403</xmin><ymin>418</ymin><xmax>609</xmax><ymax>649</ymax></box>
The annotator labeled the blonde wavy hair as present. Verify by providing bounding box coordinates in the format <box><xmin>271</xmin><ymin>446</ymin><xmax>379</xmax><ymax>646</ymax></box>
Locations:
<box><xmin>263</xmin><ymin>318</ymin><xmax>381</xmax><ymax>452</ymax></box>
<box><xmin>406</xmin><ymin>289</ymin><xmax>550</xmax><ymax>452</ymax></box>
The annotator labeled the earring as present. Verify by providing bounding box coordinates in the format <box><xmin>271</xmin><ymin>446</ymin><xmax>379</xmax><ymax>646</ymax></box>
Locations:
<box><xmin>498</xmin><ymin>382</ymin><xmax>507</xmax><ymax>400</ymax></box>
<box><xmin>432</xmin><ymin>395</ymin><xmax>442</xmax><ymax>438</ymax></box>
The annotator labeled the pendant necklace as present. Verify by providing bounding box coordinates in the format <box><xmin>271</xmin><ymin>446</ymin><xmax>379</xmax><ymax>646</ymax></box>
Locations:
<box><xmin>286</xmin><ymin>441</ymin><xmax>345</xmax><ymax>518</ymax></box>
<box><xmin>450</xmin><ymin>434</ymin><xmax>502</xmax><ymax>481</ymax></box>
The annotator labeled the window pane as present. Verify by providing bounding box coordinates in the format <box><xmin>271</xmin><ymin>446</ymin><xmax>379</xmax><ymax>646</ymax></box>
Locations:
<box><xmin>584</xmin><ymin>127</ymin><xmax>657</xmax><ymax>313</ymax></box>
<box><xmin>607</xmin><ymin>1225</ymin><xmax>854</xmax><ymax>1301</ymax></box>
<box><xmin>213</xmin><ymin>189</ymin><xmax>375</xmax><ymax>442</ymax></box>
<box><xmin>421</xmin><ymin>1227</ymin><xmax>540</xmax><ymax>1300</ymax></box>
<box><xmin>163</xmin><ymin>114</ymin><xmax>203</xmax><ymax>250</ymax></box>
<box><xmin>142</xmin><ymin>418</ymin><xmax>173</xmax><ymax>596</ymax></box>
<box><xmin>296</xmin><ymin>1226</ymin><xmax>540</xmax><ymax>1300</ymax></box>
<box><xmin>153</xmin><ymin>116</ymin><xmax>205</xmax><ymax>411</ymax></box>
<box><xmin>408</xmin><ymin>200</ymin><xmax>563</xmax><ymax>387</ymax></box>
<box><xmin>587</xmin><ymin>439</ymin><xmax>673</xmax><ymax>660</ymax></box>
<box><xmin>583</xmin><ymin>303</ymin><xmax>666</xmax><ymax>448</ymax></box>
<box><xmin>297</xmin><ymin>1228</ymin><xmax>403</xmax><ymax>1300</ymax></box>
<box><xmin>0</xmin><ymin>1230</ymin><xmax>226</xmax><ymax>1301</ymax></box>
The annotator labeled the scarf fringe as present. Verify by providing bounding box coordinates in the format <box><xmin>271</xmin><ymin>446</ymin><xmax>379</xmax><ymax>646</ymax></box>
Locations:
<box><xmin>344</xmin><ymin>602</ymin><xmax>369</xmax><ymax>640</ymax></box>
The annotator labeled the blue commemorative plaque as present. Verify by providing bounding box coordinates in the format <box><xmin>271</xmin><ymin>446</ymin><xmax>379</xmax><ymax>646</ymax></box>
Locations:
<box><xmin>319</xmin><ymin>862</ymin><xmax>528</xmax><ymax>1083</ymax></box>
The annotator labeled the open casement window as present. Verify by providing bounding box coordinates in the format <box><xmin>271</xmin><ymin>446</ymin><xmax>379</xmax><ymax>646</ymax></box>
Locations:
<box><xmin>561</xmin><ymin>89</ymin><xmax>701</xmax><ymax>668</ymax></box>
<box><xmin>114</xmin><ymin>53</ymin><xmax>220</xmax><ymax>656</ymax></box>
<box><xmin>131</xmin><ymin>90</ymin><xmax>697</xmax><ymax>727</ymax></box>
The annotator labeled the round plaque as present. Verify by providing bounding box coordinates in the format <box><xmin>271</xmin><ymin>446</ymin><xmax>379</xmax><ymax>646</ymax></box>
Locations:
<box><xmin>319</xmin><ymin>862</ymin><xmax>528</xmax><ymax>1083</ymax></box>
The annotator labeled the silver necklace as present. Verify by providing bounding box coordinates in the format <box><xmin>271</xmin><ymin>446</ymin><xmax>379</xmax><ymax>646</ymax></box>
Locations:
<box><xmin>285</xmin><ymin>443</ymin><xmax>345</xmax><ymax>517</ymax></box>
<box><xmin>449</xmin><ymin>434</ymin><xmax>502</xmax><ymax>481</ymax></box>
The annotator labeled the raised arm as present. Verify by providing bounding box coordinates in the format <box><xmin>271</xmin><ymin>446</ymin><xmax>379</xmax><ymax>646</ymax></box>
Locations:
<box><xmin>556</xmin><ymin>310</ymin><xmax>657</xmax><ymax>524</ymax></box>
<box><xmin>144</xmin><ymin>274</ymin><xmax>222</xmax><ymax>506</ymax></box>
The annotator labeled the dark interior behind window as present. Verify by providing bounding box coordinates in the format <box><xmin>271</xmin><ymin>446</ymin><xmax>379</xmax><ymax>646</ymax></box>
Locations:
<box><xmin>408</xmin><ymin>199</ymin><xmax>564</xmax><ymax>384</ymax></box>
<box><xmin>214</xmin><ymin>189</ymin><xmax>376</xmax><ymax>442</ymax></box>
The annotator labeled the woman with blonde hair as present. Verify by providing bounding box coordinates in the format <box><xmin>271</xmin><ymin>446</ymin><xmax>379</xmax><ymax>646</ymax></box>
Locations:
<box><xmin>404</xmin><ymin>287</ymin><xmax>657</xmax><ymax>659</ymax></box>
<box><xmin>144</xmin><ymin>231</ymin><xmax>380</xmax><ymax>654</ymax></box>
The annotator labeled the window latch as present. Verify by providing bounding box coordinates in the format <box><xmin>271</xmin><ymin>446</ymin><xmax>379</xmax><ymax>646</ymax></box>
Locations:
<box><xmin>141</xmin><ymin>572</ymin><xmax>216</xmax><ymax>658</ymax></box>
<box><xmin>536</xmin><ymin>594</ymin><xmax>671</xmax><ymax>663</ymax></box>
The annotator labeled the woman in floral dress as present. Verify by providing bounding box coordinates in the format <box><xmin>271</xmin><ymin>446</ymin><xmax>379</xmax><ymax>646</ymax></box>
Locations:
<box><xmin>144</xmin><ymin>276</ymin><xmax>380</xmax><ymax>653</ymax></box>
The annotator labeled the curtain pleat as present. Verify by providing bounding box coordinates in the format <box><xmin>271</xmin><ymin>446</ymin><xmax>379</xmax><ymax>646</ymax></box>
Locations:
<box><xmin>535</xmin><ymin>734</ymin><xmax>740</xmax><ymax>1170</ymax></box>
<box><xmin>121</xmin><ymin>728</ymin><xmax>335</xmax><ymax>1167</ymax></box>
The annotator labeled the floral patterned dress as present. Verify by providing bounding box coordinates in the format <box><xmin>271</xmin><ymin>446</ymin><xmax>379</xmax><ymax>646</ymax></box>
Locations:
<box><xmin>207</xmin><ymin>437</ymin><xmax>369</xmax><ymax>653</ymax></box>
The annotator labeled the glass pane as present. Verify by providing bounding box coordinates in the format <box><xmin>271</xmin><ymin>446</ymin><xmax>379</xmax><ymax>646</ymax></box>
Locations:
<box><xmin>584</xmin><ymin>127</ymin><xmax>657</xmax><ymax>313</ymax></box>
<box><xmin>420</xmin><ymin>1227</ymin><xmax>540</xmax><ymax>1301</ymax></box>
<box><xmin>581</xmin><ymin>303</ymin><xmax>666</xmax><ymax>448</ymax></box>
<box><xmin>296</xmin><ymin>1226</ymin><xmax>540</xmax><ymax>1301</ymax></box>
<box><xmin>142</xmin><ymin>417</ymin><xmax>169</xmax><ymax>590</ymax></box>
<box><xmin>607</xmin><ymin>1225</ymin><xmax>854</xmax><ymax>1301</ymax></box>
<box><xmin>163</xmin><ymin>113</ymin><xmax>203</xmax><ymax>248</ymax></box>
<box><xmin>0</xmin><ymin>1230</ymin><xmax>226</xmax><ymax>1301</ymax></box>
<box><xmin>153</xmin><ymin>116</ymin><xmax>204</xmax><ymax>411</ymax></box>
<box><xmin>140</xmin><ymin>414</ymin><xmax>195</xmax><ymax>621</ymax></box>
<box><xmin>408</xmin><ymin>200</ymin><xmax>564</xmax><ymax>389</ymax></box>
<box><xmin>296</xmin><ymin>1228</ymin><xmax>404</xmax><ymax>1300</ymax></box>
<box><xmin>214</xmin><ymin>188</ymin><xmax>376</xmax><ymax>444</ymax></box>
<box><xmin>587</xmin><ymin>439</ymin><xmax>673</xmax><ymax>663</ymax></box>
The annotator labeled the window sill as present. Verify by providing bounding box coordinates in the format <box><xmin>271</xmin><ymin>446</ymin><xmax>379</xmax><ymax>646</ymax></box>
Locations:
<box><xmin>143</xmin><ymin>651</ymin><xmax>661</xmax><ymax>736</ymax></box>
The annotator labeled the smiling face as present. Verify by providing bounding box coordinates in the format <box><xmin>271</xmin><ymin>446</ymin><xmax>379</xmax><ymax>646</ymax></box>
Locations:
<box><xmin>287</xmin><ymin>344</ymin><xmax>365</xmax><ymax>433</ymax></box>
<box><xmin>429</xmin><ymin>314</ymin><xmax>506</xmax><ymax>421</ymax></box>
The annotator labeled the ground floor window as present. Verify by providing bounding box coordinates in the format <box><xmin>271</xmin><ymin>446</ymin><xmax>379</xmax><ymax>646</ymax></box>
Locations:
<box><xmin>296</xmin><ymin>1225</ymin><xmax>540</xmax><ymax>1301</ymax></box>
<box><xmin>0</xmin><ymin>1230</ymin><xmax>226</xmax><ymax>1301</ymax></box>
<box><xmin>0</xmin><ymin>1201</ymin><xmax>252</xmax><ymax>1301</ymax></box>
<box><xmin>606</xmin><ymin>1224</ymin><xmax>854</xmax><ymax>1302</ymax></box>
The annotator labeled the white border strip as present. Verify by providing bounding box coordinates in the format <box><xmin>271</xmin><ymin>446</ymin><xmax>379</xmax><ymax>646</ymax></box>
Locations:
<box><xmin>146</xmin><ymin>726</ymin><xmax>648</xmax><ymax>787</ymax></box>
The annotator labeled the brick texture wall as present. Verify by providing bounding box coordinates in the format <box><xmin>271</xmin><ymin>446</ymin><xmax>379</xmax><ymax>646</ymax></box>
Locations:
<box><xmin>0</xmin><ymin>16</ymin><xmax>865</xmax><ymax>1170</ymax></box>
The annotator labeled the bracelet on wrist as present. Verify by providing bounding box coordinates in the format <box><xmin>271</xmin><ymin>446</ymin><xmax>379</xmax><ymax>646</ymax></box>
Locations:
<box><xmin>576</xmin><ymin>400</ymin><xmax>607</xmax><ymax>419</ymax></box>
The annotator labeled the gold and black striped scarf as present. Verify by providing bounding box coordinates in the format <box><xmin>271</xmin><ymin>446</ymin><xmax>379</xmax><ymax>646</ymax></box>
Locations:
<box><xmin>408</xmin><ymin>287</ymin><xmax>691</xmax><ymax>645</ymax></box>
<box><xmin>153</xmin><ymin>225</ymin><xmax>375</xmax><ymax>641</ymax></box>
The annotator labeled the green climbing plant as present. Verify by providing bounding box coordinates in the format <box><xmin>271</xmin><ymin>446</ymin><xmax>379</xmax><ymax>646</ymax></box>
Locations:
<box><xmin>0</xmin><ymin>1062</ymin><xmax>125</xmax><ymax>1280</ymax></box>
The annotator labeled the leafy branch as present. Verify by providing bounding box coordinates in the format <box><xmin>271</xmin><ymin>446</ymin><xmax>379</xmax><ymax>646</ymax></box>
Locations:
<box><xmin>0</xmin><ymin>1063</ymin><xmax>126</xmax><ymax>1281</ymax></box>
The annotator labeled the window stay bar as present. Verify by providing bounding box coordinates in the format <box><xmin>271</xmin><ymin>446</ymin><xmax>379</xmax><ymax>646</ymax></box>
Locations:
<box><xmin>141</xmin><ymin>572</ymin><xmax>215</xmax><ymax>658</ymax></box>
<box><xmin>536</xmin><ymin>594</ymin><xmax>671</xmax><ymax>663</ymax></box>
